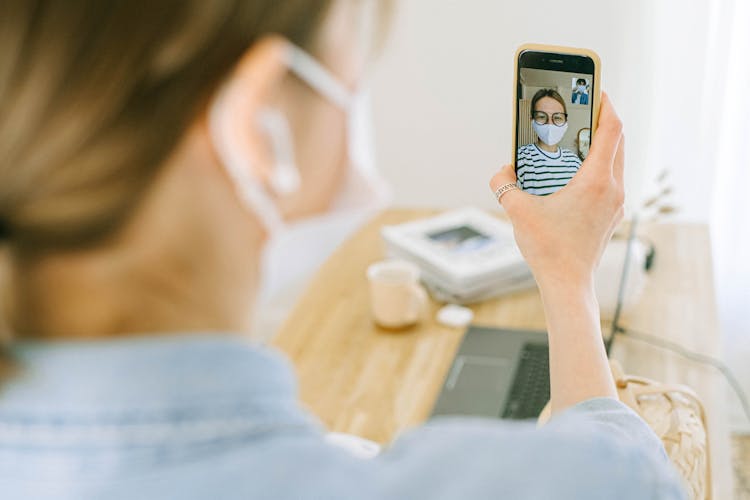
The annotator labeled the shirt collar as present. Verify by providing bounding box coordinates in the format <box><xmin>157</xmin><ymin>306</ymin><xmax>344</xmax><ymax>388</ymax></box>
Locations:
<box><xmin>2</xmin><ymin>334</ymin><xmax>306</xmax><ymax>423</ymax></box>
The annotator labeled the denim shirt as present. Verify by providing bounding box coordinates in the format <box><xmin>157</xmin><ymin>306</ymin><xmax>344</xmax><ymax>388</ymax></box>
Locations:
<box><xmin>0</xmin><ymin>334</ymin><xmax>686</xmax><ymax>499</ymax></box>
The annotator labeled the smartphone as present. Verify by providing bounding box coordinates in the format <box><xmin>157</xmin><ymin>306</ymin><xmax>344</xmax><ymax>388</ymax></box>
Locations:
<box><xmin>513</xmin><ymin>44</ymin><xmax>601</xmax><ymax>196</ymax></box>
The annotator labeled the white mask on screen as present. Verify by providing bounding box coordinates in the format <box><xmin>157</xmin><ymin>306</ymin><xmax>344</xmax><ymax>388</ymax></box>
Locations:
<box><xmin>533</xmin><ymin>121</ymin><xmax>568</xmax><ymax>147</ymax></box>
<box><xmin>209</xmin><ymin>43</ymin><xmax>391</xmax><ymax>310</ymax></box>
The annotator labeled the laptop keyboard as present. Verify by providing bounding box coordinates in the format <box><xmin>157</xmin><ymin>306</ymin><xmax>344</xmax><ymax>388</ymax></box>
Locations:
<box><xmin>501</xmin><ymin>342</ymin><xmax>550</xmax><ymax>420</ymax></box>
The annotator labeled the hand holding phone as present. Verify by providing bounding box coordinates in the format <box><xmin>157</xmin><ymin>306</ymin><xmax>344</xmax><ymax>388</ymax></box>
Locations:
<box><xmin>491</xmin><ymin>93</ymin><xmax>624</xmax><ymax>291</ymax></box>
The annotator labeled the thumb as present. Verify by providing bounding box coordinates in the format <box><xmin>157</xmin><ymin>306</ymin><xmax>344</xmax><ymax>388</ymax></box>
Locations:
<box><xmin>489</xmin><ymin>164</ymin><xmax>524</xmax><ymax>215</ymax></box>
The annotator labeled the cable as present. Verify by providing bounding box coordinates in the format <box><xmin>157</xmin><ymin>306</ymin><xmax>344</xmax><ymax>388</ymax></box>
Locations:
<box><xmin>612</xmin><ymin>326</ymin><xmax>750</xmax><ymax>424</ymax></box>
<box><xmin>605</xmin><ymin>216</ymin><xmax>640</xmax><ymax>355</ymax></box>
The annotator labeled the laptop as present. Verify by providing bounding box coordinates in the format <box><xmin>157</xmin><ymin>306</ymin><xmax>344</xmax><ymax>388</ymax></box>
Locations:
<box><xmin>431</xmin><ymin>218</ymin><xmax>639</xmax><ymax>420</ymax></box>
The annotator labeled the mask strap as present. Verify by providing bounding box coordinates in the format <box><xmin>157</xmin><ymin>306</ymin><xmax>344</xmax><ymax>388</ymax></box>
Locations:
<box><xmin>209</xmin><ymin>44</ymin><xmax>362</xmax><ymax>234</ymax></box>
<box><xmin>286</xmin><ymin>45</ymin><xmax>353</xmax><ymax>111</ymax></box>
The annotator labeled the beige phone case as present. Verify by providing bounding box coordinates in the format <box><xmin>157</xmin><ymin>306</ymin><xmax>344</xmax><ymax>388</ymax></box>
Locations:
<box><xmin>512</xmin><ymin>43</ymin><xmax>602</xmax><ymax>170</ymax></box>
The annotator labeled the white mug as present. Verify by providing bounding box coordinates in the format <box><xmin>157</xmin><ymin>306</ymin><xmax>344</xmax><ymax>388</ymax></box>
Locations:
<box><xmin>366</xmin><ymin>259</ymin><xmax>428</xmax><ymax>329</ymax></box>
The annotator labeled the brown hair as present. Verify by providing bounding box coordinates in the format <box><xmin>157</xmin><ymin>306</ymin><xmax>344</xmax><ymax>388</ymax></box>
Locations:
<box><xmin>0</xmin><ymin>0</ymin><xmax>344</xmax><ymax>253</ymax></box>
<box><xmin>531</xmin><ymin>88</ymin><xmax>567</xmax><ymax>117</ymax></box>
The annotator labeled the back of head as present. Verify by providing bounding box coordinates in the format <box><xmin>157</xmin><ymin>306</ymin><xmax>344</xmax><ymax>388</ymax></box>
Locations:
<box><xmin>0</xmin><ymin>0</ymin><xmax>334</xmax><ymax>253</ymax></box>
<box><xmin>0</xmin><ymin>0</ymin><xmax>344</xmax><ymax>344</ymax></box>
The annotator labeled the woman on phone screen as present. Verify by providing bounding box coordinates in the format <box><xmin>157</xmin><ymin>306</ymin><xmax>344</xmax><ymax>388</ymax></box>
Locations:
<box><xmin>0</xmin><ymin>1</ymin><xmax>685</xmax><ymax>498</ymax></box>
<box><xmin>517</xmin><ymin>88</ymin><xmax>583</xmax><ymax>196</ymax></box>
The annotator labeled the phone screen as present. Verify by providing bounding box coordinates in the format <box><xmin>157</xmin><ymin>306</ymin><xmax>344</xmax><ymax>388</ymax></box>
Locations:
<box><xmin>515</xmin><ymin>51</ymin><xmax>595</xmax><ymax>196</ymax></box>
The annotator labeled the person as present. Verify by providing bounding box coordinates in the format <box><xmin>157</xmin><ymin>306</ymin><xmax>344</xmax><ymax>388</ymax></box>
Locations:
<box><xmin>517</xmin><ymin>89</ymin><xmax>583</xmax><ymax>196</ymax></box>
<box><xmin>0</xmin><ymin>1</ymin><xmax>686</xmax><ymax>499</ymax></box>
<box><xmin>573</xmin><ymin>77</ymin><xmax>590</xmax><ymax>105</ymax></box>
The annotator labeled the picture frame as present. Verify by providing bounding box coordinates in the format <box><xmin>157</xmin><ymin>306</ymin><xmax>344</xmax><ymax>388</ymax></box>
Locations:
<box><xmin>577</xmin><ymin>127</ymin><xmax>591</xmax><ymax>159</ymax></box>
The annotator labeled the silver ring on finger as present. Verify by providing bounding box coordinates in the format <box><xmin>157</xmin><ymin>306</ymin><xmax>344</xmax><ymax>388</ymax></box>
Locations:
<box><xmin>494</xmin><ymin>182</ymin><xmax>519</xmax><ymax>202</ymax></box>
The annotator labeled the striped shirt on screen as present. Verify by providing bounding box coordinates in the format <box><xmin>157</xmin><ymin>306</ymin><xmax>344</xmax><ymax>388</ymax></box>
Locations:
<box><xmin>516</xmin><ymin>143</ymin><xmax>582</xmax><ymax>196</ymax></box>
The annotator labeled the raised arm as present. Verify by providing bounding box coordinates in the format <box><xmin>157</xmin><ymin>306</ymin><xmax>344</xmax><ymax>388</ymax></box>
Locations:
<box><xmin>490</xmin><ymin>93</ymin><xmax>625</xmax><ymax>414</ymax></box>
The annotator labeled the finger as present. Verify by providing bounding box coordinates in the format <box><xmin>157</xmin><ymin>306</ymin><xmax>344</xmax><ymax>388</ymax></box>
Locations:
<box><xmin>582</xmin><ymin>92</ymin><xmax>623</xmax><ymax>176</ymax></box>
<box><xmin>489</xmin><ymin>164</ymin><xmax>524</xmax><ymax>215</ymax></box>
<box><xmin>613</xmin><ymin>133</ymin><xmax>625</xmax><ymax>186</ymax></box>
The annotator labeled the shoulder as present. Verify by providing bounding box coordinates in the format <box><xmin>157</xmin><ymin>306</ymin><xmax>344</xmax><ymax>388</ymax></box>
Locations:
<box><xmin>561</xmin><ymin>148</ymin><xmax>582</xmax><ymax>163</ymax></box>
<box><xmin>375</xmin><ymin>409</ymin><xmax>686</xmax><ymax>499</ymax></box>
<box><xmin>517</xmin><ymin>144</ymin><xmax>540</xmax><ymax>171</ymax></box>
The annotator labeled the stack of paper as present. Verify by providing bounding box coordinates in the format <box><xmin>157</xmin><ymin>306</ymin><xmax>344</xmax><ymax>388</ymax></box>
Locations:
<box><xmin>381</xmin><ymin>207</ymin><xmax>535</xmax><ymax>304</ymax></box>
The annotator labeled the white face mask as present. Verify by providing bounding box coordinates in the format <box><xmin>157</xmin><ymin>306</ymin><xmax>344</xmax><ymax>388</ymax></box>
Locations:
<box><xmin>577</xmin><ymin>85</ymin><xmax>587</xmax><ymax>93</ymax></box>
<box><xmin>532</xmin><ymin>121</ymin><xmax>568</xmax><ymax>147</ymax></box>
<box><xmin>209</xmin><ymin>43</ymin><xmax>391</xmax><ymax>321</ymax></box>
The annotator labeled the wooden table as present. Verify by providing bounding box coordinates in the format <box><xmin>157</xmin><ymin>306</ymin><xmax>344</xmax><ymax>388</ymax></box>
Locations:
<box><xmin>272</xmin><ymin>208</ymin><xmax>732</xmax><ymax>498</ymax></box>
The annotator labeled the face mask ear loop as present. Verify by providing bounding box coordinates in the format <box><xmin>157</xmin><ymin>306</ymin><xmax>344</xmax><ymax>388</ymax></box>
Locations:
<box><xmin>286</xmin><ymin>44</ymin><xmax>375</xmax><ymax>176</ymax></box>
<box><xmin>286</xmin><ymin>45</ymin><xmax>353</xmax><ymax>112</ymax></box>
<box><xmin>208</xmin><ymin>89</ymin><xmax>286</xmax><ymax>233</ymax></box>
<box><xmin>287</xmin><ymin>42</ymin><xmax>392</xmax><ymax>209</ymax></box>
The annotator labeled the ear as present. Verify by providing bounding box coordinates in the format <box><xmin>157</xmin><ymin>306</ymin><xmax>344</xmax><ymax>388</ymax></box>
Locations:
<box><xmin>206</xmin><ymin>35</ymin><xmax>290</xmax><ymax>183</ymax></box>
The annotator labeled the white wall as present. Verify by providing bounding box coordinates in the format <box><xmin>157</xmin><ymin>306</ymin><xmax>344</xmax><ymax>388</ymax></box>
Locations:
<box><xmin>371</xmin><ymin>0</ymin><xmax>656</xmax><ymax>212</ymax></box>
